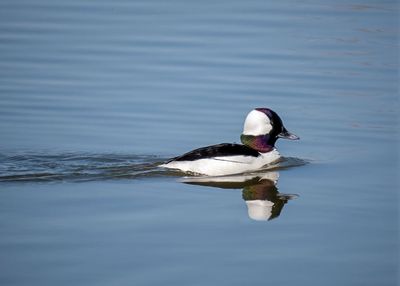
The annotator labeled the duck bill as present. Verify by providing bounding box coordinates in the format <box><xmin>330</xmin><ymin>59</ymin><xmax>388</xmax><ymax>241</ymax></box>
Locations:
<box><xmin>278</xmin><ymin>128</ymin><xmax>299</xmax><ymax>140</ymax></box>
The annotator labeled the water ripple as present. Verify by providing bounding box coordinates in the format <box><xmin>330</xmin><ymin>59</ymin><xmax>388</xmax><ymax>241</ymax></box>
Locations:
<box><xmin>0</xmin><ymin>152</ymin><xmax>308</xmax><ymax>183</ymax></box>
<box><xmin>0</xmin><ymin>153</ymin><xmax>168</xmax><ymax>182</ymax></box>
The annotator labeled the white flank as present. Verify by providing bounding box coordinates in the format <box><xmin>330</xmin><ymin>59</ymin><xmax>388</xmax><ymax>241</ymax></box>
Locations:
<box><xmin>160</xmin><ymin>149</ymin><xmax>280</xmax><ymax>176</ymax></box>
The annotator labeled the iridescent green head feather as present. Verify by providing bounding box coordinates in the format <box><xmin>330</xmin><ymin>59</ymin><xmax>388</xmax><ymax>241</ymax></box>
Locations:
<box><xmin>241</xmin><ymin>108</ymin><xmax>299</xmax><ymax>153</ymax></box>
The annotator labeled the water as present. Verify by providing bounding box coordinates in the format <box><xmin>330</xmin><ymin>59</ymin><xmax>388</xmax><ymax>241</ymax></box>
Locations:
<box><xmin>0</xmin><ymin>0</ymin><xmax>398</xmax><ymax>285</ymax></box>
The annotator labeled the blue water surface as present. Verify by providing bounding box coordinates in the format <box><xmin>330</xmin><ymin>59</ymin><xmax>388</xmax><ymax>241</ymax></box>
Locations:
<box><xmin>0</xmin><ymin>1</ymin><xmax>398</xmax><ymax>285</ymax></box>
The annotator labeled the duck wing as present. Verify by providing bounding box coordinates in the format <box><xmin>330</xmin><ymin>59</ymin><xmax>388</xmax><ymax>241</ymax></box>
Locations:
<box><xmin>167</xmin><ymin>143</ymin><xmax>260</xmax><ymax>163</ymax></box>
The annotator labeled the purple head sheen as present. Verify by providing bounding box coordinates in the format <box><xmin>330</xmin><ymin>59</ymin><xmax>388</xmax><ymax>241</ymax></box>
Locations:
<box><xmin>240</xmin><ymin>134</ymin><xmax>274</xmax><ymax>153</ymax></box>
<box><xmin>254</xmin><ymin>108</ymin><xmax>285</xmax><ymax>132</ymax></box>
<box><xmin>255</xmin><ymin>108</ymin><xmax>273</xmax><ymax>117</ymax></box>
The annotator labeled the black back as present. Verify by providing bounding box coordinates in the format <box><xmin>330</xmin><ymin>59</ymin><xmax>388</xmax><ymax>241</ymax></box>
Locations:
<box><xmin>167</xmin><ymin>143</ymin><xmax>260</xmax><ymax>162</ymax></box>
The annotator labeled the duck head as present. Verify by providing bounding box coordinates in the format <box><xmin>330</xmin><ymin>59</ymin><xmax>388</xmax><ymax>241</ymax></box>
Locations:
<box><xmin>240</xmin><ymin>108</ymin><xmax>299</xmax><ymax>153</ymax></box>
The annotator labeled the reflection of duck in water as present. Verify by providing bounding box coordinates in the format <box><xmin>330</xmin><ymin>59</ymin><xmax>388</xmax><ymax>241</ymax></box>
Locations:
<box><xmin>160</xmin><ymin>108</ymin><xmax>299</xmax><ymax>176</ymax></box>
<box><xmin>242</xmin><ymin>175</ymin><xmax>297</xmax><ymax>221</ymax></box>
<box><xmin>182</xmin><ymin>172</ymin><xmax>298</xmax><ymax>221</ymax></box>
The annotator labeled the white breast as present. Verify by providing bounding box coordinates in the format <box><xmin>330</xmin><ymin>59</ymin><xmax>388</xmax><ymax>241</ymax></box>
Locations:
<box><xmin>160</xmin><ymin>149</ymin><xmax>281</xmax><ymax>176</ymax></box>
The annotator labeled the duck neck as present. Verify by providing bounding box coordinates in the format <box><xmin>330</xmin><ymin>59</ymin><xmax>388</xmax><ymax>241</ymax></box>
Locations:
<box><xmin>240</xmin><ymin>134</ymin><xmax>276</xmax><ymax>153</ymax></box>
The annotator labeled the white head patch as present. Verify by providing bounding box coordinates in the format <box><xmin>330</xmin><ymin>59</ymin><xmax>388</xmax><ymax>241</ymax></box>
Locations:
<box><xmin>242</xmin><ymin>109</ymin><xmax>272</xmax><ymax>136</ymax></box>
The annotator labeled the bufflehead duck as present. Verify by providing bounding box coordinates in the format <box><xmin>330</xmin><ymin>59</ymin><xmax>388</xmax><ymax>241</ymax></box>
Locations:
<box><xmin>160</xmin><ymin>108</ymin><xmax>299</xmax><ymax>176</ymax></box>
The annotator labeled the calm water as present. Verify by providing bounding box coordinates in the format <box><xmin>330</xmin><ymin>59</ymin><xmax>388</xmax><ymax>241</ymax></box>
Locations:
<box><xmin>0</xmin><ymin>0</ymin><xmax>398</xmax><ymax>285</ymax></box>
